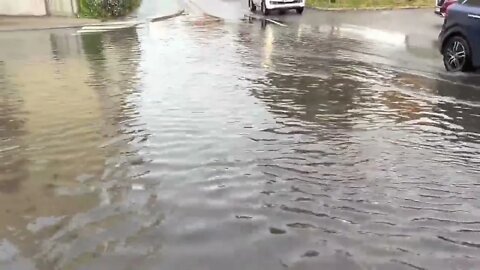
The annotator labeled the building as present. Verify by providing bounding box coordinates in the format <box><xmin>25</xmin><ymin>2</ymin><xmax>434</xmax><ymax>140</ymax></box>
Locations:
<box><xmin>0</xmin><ymin>0</ymin><xmax>79</xmax><ymax>16</ymax></box>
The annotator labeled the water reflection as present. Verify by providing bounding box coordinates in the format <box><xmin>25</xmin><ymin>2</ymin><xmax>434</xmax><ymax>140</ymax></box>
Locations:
<box><xmin>238</xmin><ymin>21</ymin><xmax>480</xmax><ymax>269</ymax></box>
<box><xmin>0</xmin><ymin>28</ymin><xmax>145</xmax><ymax>269</ymax></box>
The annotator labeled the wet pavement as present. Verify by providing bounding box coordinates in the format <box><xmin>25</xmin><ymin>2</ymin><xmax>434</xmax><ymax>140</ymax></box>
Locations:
<box><xmin>0</xmin><ymin>16</ymin><xmax>100</xmax><ymax>32</ymax></box>
<box><xmin>1</xmin><ymin>1</ymin><xmax>480</xmax><ymax>270</ymax></box>
<box><xmin>134</xmin><ymin>0</ymin><xmax>184</xmax><ymax>19</ymax></box>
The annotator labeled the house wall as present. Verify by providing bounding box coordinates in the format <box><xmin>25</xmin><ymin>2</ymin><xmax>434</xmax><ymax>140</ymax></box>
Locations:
<box><xmin>47</xmin><ymin>0</ymin><xmax>79</xmax><ymax>16</ymax></box>
<box><xmin>0</xmin><ymin>0</ymin><xmax>79</xmax><ymax>16</ymax></box>
<box><xmin>0</xmin><ymin>0</ymin><xmax>47</xmax><ymax>16</ymax></box>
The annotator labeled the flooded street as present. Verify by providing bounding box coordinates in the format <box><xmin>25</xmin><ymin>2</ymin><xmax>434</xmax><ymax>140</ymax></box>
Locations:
<box><xmin>1</xmin><ymin>2</ymin><xmax>480</xmax><ymax>270</ymax></box>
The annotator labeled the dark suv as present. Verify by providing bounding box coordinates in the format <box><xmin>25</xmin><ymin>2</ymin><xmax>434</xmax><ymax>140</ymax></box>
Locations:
<box><xmin>439</xmin><ymin>0</ymin><xmax>480</xmax><ymax>71</ymax></box>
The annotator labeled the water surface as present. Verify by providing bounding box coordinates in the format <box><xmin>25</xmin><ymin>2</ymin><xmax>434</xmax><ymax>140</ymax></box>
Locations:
<box><xmin>0</xmin><ymin>14</ymin><xmax>480</xmax><ymax>270</ymax></box>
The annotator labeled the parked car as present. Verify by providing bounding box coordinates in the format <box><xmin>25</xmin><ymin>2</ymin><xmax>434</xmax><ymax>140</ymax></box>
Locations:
<box><xmin>435</xmin><ymin>0</ymin><xmax>445</xmax><ymax>13</ymax></box>
<box><xmin>435</xmin><ymin>0</ymin><xmax>445</xmax><ymax>15</ymax></box>
<box><xmin>435</xmin><ymin>0</ymin><xmax>457</xmax><ymax>16</ymax></box>
<box><xmin>439</xmin><ymin>0</ymin><xmax>480</xmax><ymax>71</ymax></box>
<box><xmin>248</xmin><ymin>0</ymin><xmax>305</xmax><ymax>15</ymax></box>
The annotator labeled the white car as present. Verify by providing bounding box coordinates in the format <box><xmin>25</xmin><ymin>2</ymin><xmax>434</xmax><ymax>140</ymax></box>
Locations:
<box><xmin>248</xmin><ymin>0</ymin><xmax>305</xmax><ymax>15</ymax></box>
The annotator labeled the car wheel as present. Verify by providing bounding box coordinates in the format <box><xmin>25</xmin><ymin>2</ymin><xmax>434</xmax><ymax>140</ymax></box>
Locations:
<box><xmin>296</xmin><ymin>7</ymin><xmax>304</xmax><ymax>14</ymax></box>
<box><xmin>443</xmin><ymin>35</ymin><xmax>472</xmax><ymax>72</ymax></box>
<box><xmin>261</xmin><ymin>0</ymin><xmax>270</xmax><ymax>15</ymax></box>
<box><xmin>279</xmin><ymin>9</ymin><xmax>286</xmax><ymax>15</ymax></box>
<box><xmin>249</xmin><ymin>0</ymin><xmax>256</xmax><ymax>12</ymax></box>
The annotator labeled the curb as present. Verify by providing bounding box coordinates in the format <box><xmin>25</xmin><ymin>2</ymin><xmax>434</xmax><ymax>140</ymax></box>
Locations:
<box><xmin>185</xmin><ymin>0</ymin><xmax>225</xmax><ymax>21</ymax></box>
<box><xmin>79</xmin><ymin>10</ymin><xmax>185</xmax><ymax>32</ymax></box>
<box><xmin>307</xmin><ymin>6</ymin><xmax>433</xmax><ymax>11</ymax></box>
<box><xmin>150</xmin><ymin>9</ymin><xmax>185</xmax><ymax>22</ymax></box>
<box><xmin>0</xmin><ymin>20</ymin><xmax>99</xmax><ymax>32</ymax></box>
<box><xmin>0</xmin><ymin>10</ymin><xmax>184</xmax><ymax>32</ymax></box>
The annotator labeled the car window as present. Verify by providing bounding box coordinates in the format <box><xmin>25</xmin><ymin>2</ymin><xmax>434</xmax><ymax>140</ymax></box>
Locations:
<box><xmin>464</xmin><ymin>0</ymin><xmax>480</xmax><ymax>6</ymax></box>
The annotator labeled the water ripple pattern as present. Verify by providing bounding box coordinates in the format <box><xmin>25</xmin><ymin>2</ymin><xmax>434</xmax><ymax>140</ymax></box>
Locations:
<box><xmin>0</xmin><ymin>14</ymin><xmax>479</xmax><ymax>270</ymax></box>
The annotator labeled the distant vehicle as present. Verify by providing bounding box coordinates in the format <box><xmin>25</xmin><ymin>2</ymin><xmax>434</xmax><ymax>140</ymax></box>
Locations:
<box><xmin>439</xmin><ymin>0</ymin><xmax>480</xmax><ymax>71</ymax></box>
<box><xmin>248</xmin><ymin>0</ymin><xmax>305</xmax><ymax>15</ymax></box>
<box><xmin>435</xmin><ymin>0</ymin><xmax>457</xmax><ymax>16</ymax></box>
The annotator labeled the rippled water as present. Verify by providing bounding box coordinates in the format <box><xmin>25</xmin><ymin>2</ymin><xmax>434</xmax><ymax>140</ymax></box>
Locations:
<box><xmin>1</xmin><ymin>14</ymin><xmax>480</xmax><ymax>270</ymax></box>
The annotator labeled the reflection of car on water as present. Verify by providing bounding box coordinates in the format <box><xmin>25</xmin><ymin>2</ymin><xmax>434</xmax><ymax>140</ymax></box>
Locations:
<box><xmin>439</xmin><ymin>0</ymin><xmax>480</xmax><ymax>72</ymax></box>
<box><xmin>248</xmin><ymin>0</ymin><xmax>304</xmax><ymax>15</ymax></box>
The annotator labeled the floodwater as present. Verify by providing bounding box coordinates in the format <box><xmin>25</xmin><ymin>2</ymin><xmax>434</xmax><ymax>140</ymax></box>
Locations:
<box><xmin>1</xmin><ymin>6</ymin><xmax>480</xmax><ymax>270</ymax></box>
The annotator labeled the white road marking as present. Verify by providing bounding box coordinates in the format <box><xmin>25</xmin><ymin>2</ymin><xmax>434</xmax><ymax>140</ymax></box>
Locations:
<box><xmin>245</xmin><ymin>14</ymin><xmax>288</xmax><ymax>27</ymax></box>
<box><xmin>266</xmin><ymin>18</ymin><xmax>286</xmax><ymax>27</ymax></box>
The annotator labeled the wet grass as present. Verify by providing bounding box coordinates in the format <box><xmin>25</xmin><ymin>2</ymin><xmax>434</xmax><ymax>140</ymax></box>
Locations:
<box><xmin>307</xmin><ymin>0</ymin><xmax>433</xmax><ymax>9</ymax></box>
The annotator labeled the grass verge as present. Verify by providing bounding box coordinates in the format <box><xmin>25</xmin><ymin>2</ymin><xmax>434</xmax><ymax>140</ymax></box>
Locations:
<box><xmin>306</xmin><ymin>0</ymin><xmax>434</xmax><ymax>9</ymax></box>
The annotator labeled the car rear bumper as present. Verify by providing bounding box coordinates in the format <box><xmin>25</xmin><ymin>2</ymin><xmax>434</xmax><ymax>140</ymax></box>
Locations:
<box><xmin>438</xmin><ymin>29</ymin><xmax>446</xmax><ymax>53</ymax></box>
<box><xmin>265</xmin><ymin>0</ymin><xmax>305</xmax><ymax>9</ymax></box>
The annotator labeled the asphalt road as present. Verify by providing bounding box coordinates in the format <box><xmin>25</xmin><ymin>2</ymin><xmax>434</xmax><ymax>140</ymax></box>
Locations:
<box><xmin>268</xmin><ymin>8</ymin><xmax>443</xmax><ymax>72</ymax></box>
<box><xmin>246</xmin><ymin>1</ymin><xmax>480</xmax><ymax>87</ymax></box>
<box><xmin>208</xmin><ymin>1</ymin><xmax>480</xmax><ymax>86</ymax></box>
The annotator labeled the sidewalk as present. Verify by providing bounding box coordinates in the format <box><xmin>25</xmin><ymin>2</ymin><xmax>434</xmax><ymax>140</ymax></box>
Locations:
<box><xmin>134</xmin><ymin>0</ymin><xmax>184</xmax><ymax>19</ymax></box>
<box><xmin>0</xmin><ymin>16</ymin><xmax>100</xmax><ymax>32</ymax></box>
<box><xmin>0</xmin><ymin>0</ymin><xmax>183</xmax><ymax>32</ymax></box>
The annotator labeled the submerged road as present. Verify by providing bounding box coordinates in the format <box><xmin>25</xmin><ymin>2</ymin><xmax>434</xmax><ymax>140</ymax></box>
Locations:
<box><xmin>0</xmin><ymin>1</ymin><xmax>480</xmax><ymax>269</ymax></box>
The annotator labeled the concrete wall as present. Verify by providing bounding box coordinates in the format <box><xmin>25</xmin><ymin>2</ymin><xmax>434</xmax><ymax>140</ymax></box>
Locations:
<box><xmin>0</xmin><ymin>0</ymin><xmax>79</xmax><ymax>16</ymax></box>
<box><xmin>47</xmin><ymin>0</ymin><xmax>79</xmax><ymax>16</ymax></box>
<box><xmin>0</xmin><ymin>0</ymin><xmax>47</xmax><ymax>16</ymax></box>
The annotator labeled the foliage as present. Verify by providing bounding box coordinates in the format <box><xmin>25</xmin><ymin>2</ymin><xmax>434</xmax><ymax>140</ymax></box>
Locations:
<box><xmin>307</xmin><ymin>0</ymin><xmax>433</xmax><ymax>8</ymax></box>
<box><xmin>80</xmin><ymin>0</ymin><xmax>141</xmax><ymax>18</ymax></box>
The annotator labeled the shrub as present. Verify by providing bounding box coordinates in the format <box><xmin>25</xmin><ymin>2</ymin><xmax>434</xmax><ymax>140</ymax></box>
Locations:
<box><xmin>80</xmin><ymin>0</ymin><xmax>141</xmax><ymax>18</ymax></box>
<box><xmin>306</xmin><ymin>0</ymin><xmax>432</xmax><ymax>8</ymax></box>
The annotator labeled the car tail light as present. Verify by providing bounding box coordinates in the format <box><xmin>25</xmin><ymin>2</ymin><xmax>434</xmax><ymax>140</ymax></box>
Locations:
<box><xmin>445</xmin><ymin>2</ymin><xmax>454</xmax><ymax>17</ymax></box>
<box><xmin>442</xmin><ymin>0</ymin><xmax>457</xmax><ymax>17</ymax></box>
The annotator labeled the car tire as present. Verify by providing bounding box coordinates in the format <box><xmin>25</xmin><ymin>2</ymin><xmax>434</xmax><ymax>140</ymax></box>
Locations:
<box><xmin>443</xmin><ymin>35</ymin><xmax>472</xmax><ymax>72</ymax></box>
<box><xmin>279</xmin><ymin>9</ymin><xmax>286</xmax><ymax>15</ymax></box>
<box><xmin>261</xmin><ymin>0</ymin><xmax>270</xmax><ymax>15</ymax></box>
<box><xmin>296</xmin><ymin>7</ymin><xmax>304</xmax><ymax>14</ymax></box>
<box><xmin>249</xmin><ymin>0</ymin><xmax>256</xmax><ymax>12</ymax></box>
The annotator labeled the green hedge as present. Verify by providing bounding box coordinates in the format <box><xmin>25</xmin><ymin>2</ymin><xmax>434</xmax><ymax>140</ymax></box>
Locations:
<box><xmin>80</xmin><ymin>0</ymin><xmax>141</xmax><ymax>18</ymax></box>
<box><xmin>307</xmin><ymin>0</ymin><xmax>433</xmax><ymax>8</ymax></box>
